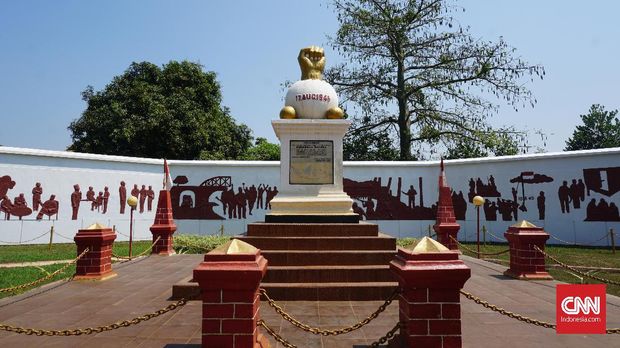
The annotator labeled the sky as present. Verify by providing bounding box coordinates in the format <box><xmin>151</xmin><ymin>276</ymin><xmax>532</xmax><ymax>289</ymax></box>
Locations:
<box><xmin>0</xmin><ymin>0</ymin><xmax>619</xmax><ymax>154</ymax></box>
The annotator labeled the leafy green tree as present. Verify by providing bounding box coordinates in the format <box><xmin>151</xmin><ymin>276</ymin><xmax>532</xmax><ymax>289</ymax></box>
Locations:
<box><xmin>565</xmin><ymin>104</ymin><xmax>620</xmax><ymax>151</ymax></box>
<box><xmin>240</xmin><ymin>137</ymin><xmax>280</xmax><ymax>161</ymax></box>
<box><xmin>68</xmin><ymin>61</ymin><xmax>252</xmax><ymax>160</ymax></box>
<box><xmin>326</xmin><ymin>0</ymin><xmax>544</xmax><ymax>160</ymax></box>
<box><xmin>344</xmin><ymin>116</ymin><xmax>400</xmax><ymax>160</ymax></box>
<box><xmin>444</xmin><ymin>130</ymin><xmax>519</xmax><ymax>159</ymax></box>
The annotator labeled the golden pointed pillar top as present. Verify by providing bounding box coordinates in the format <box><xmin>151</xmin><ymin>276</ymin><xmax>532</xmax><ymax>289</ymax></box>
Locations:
<box><xmin>209</xmin><ymin>239</ymin><xmax>258</xmax><ymax>255</ymax></box>
<box><xmin>86</xmin><ymin>222</ymin><xmax>108</xmax><ymax>230</ymax></box>
<box><xmin>412</xmin><ymin>236</ymin><xmax>450</xmax><ymax>253</ymax></box>
<box><xmin>511</xmin><ymin>220</ymin><xmax>538</xmax><ymax>228</ymax></box>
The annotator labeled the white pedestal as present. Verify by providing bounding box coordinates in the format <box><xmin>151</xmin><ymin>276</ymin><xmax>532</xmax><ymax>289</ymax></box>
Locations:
<box><xmin>267</xmin><ymin>119</ymin><xmax>356</xmax><ymax>220</ymax></box>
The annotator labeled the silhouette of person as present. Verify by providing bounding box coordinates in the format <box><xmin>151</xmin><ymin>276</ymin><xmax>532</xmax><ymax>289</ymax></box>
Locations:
<box><xmin>483</xmin><ymin>199</ymin><xmax>497</xmax><ymax>221</ymax></box>
<box><xmin>14</xmin><ymin>193</ymin><xmax>26</xmax><ymax>207</ymax></box>
<box><xmin>352</xmin><ymin>202</ymin><xmax>366</xmax><ymax>220</ymax></box>
<box><xmin>86</xmin><ymin>186</ymin><xmax>96</xmax><ymax>210</ymax></box>
<box><xmin>71</xmin><ymin>184</ymin><xmax>82</xmax><ymax>220</ymax></box>
<box><xmin>266</xmin><ymin>186</ymin><xmax>278</xmax><ymax>209</ymax></box>
<box><xmin>0</xmin><ymin>175</ymin><xmax>16</xmax><ymax>198</ymax></box>
<box><xmin>235</xmin><ymin>187</ymin><xmax>247</xmax><ymax>219</ymax></box>
<box><xmin>131</xmin><ymin>184</ymin><xmax>139</xmax><ymax>198</ymax></box>
<box><xmin>610</xmin><ymin>202</ymin><xmax>620</xmax><ymax>221</ymax></box>
<box><xmin>569</xmin><ymin>179</ymin><xmax>581</xmax><ymax>209</ymax></box>
<box><xmin>468</xmin><ymin>178</ymin><xmax>475</xmax><ymax>194</ymax></box>
<box><xmin>103</xmin><ymin>186</ymin><xmax>110</xmax><ymax>214</ymax></box>
<box><xmin>577</xmin><ymin>179</ymin><xmax>586</xmax><ymax>201</ymax></box>
<box><xmin>32</xmin><ymin>182</ymin><xmax>43</xmax><ymax>211</ymax></box>
<box><xmin>364</xmin><ymin>199</ymin><xmax>376</xmax><ymax>219</ymax></box>
<box><xmin>247</xmin><ymin>185</ymin><xmax>257</xmax><ymax>215</ymax></box>
<box><xmin>511</xmin><ymin>199</ymin><xmax>519</xmax><ymax>221</ymax></box>
<box><xmin>257</xmin><ymin>184</ymin><xmax>266</xmax><ymax>209</ymax></box>
<box><xmin>537</xmin><ymin>191</ymin><xmax>545</xmax><ymax>220</ymax></box>
<box><xmin>586</xmin><ymin>198</ymin><xmax>597</xmax><ymax>220</ymax></box>
<box><xmin>96</xmin><ymin>192</ymin><xmax>104</xmax><ymax>212</ymax></box>
<box><xmin>147</xmin><ymin>185</ymin><xmax>155</xmax><ymax>211</ymax></box>
<box><xmin>119</xmin><ymin>181</ymin><xmax>127</xmax><ymax>214</ymax></box>
<box><xmin>139</xmin><ymin>185</ymin><xmax>147</xmax><ymax>213</ymax></box>
<box><xmin>511</xmin><ymin>187</ymin><xmax>518</xmax><ymax>203</ymax></box>
<box><xmin>489</xmin><ymin>175</ymin><xmax>496</xmax><ymax>191</ymax></box>
<box><xmin>11</xmin><ymin>193</ymin><xmax>32</xmax><ymax>220</ymax></box>
<box><xmin>1</xmin><ymin>195</ymin><xmax>12</xmax><ymax>220</ymax></box>
<box><xmin>36</xmin><ymin>194</ymin><xmax>58</xmax><ymax>220</ymax></box>
<box><xmin>598</xmin><ymin>199</ymin><xmax>609</xmax><ymax>219</ymax></box>
<box><xmin>558</xmin><ymin>181</ymin><xmax>571</xmax><ymax>214</ymax></box>
<box><xmin>476</xmin><ymin>178</ymin><xmax>484</xmax><ymax>194</ymax></box>
<box><xmin>402</xmin><ymin>185</ymin><xmax>417</xmax><ymax>209</ymax></box>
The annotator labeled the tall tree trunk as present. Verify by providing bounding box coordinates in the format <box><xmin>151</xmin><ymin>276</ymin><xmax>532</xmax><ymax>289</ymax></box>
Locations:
<box><xmin>397</xmin><ymin>59</ymin><xmax>412</xmax><ymax>160</ymax></box>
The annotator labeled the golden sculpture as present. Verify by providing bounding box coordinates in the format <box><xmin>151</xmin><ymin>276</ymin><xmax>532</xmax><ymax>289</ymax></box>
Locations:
<box><xmin>280</xmin><ymin>46</ymin><xmax>344</xmax><ymax>120</ymax></box>
<box><xmin>298</xmin><ymin>46</ymin><xmax>325</xmax><ymax>80</ymax></box>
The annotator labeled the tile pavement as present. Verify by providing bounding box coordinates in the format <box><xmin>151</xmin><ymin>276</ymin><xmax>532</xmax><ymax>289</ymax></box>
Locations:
<box><xmin>0</xmin><ymin>254</ymin><xmax>619</xmax><ymax>347</ymax></box>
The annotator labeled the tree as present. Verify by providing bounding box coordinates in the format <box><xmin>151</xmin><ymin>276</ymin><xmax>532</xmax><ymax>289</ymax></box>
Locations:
<box><xmin>326</xmin><ymin>0</ymin><xmax>544</xmax><ymax>160</ymax></box>
<box><xmin>240</xmin><ymin>138</ymin><xmax>281</xmax><ymax>161</ymax></box>
<box><xmin>68</xmin><ymin>61</ymin><xmax>252</xmax><ymax>160</ymax></box>
<box><xmin>565</xmin><ymin>104</ymin><xmax>620</xmax><ymax>151</ymax></box>
<box><xmin>344</xmin><ymin>116</ymin><xmax>400</xmax><ymax>160</ymax></box>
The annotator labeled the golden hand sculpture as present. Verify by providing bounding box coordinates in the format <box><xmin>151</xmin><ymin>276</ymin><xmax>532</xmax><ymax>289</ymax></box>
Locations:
<box><xmin>298</xmin><ymin>46</ymin><xmax>325</xmax><ymax>80</ymax></box>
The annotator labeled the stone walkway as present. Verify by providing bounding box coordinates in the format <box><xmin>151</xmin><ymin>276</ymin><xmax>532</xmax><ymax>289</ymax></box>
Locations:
<box><xmin>0</xmin><ymin>254</ymin><xmax>618</xmax><ymax>347</ymax></box>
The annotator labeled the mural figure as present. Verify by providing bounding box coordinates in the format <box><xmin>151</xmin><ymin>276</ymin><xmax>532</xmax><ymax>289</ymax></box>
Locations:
<box><xmin>246</xmin><ymin>185</ymin><xmax>257</xmax><ymax>215</ymax></box>
<box><xmin>509</xmin><ymin>171</ymin><xmax>554</xmax><ymax>213</ymax></box>
<box><xmin>402</xmin><ymin>185</ymin><xmax>417</xmax><ymax>209</ymax></box>
<box><xmin>583</xmin><ymin>166</ymin><xmax>620</xmax><ymax>197</ymax></box>
<box><xmin>569</xmin><ymin>179</ymin><xmax>584</xmax><ymax>209</ymax></box>
<box><xmin>537</xmin><ymin>191</ymin><xmax>546</xmax><ymax>220</ymax></box>
<box><xmin>451</xmin><ymin>191</ymin><xmax>467</xmax><ymax>220</ymax></box>
<box><xmin>131</xmin><ymin>184</ymin><xmax>139</xmax><ymax>199</ymax></box>
<box><xmin>139</xmin><ymin>184</ymin><xmax>147</xmax><ymax>213</ymax></box>
<box><xmin>257</xmin><ymin>184</ymin><xmax>266</xmax><ymax>209</ymax></box>
<box><xmin>71</xmin><ymin>184</ymin><xmax>82</xmax><ymax>220</ymax></box>
<box><xmin>103</xmin><ymin>186</ymin><xmax>110</xmax><ymax>214</ymax></box>
<box><xmin>467</xmin><ymin>176</ymin><xmax>500</xmax><ymax>202</ymax></box>
<box><xmin>497</xmin><ymin>198</ymin><xmax>517</xmax><ymax>221</ymax></box>
<box><xmin>1</xmin><ymin>195</ymin><xmax>12</xmax><ymax>220</ymax></box>
<box><xmin>10</xmin><ymin>193</ymin><xmax>32</xmax><ymax>220</ymax></box>
<box><xmin>235</xmin><ymin>187</ymin><xmax>247</xmax><ymax>219</ymax></box>
<box><xmin>0</xmin><ymin>175</ymin><xmax>16</xmax><ymax>197</ymax></box>
<box><xmin>119</xmin><ymin>181</ymin><xmax>127</xmax><ymax>214</ymax></box>
<box><xmin>36</xmin><ymin>195</ymin><xmax>58</xmax><ymax>220</ymax></box>
<box><xmin>95</xmin><ymin>192</ymin><xmax>104</xmax><ymax>212</ymax></box>
<box><xmin>558</xmin><ymin>181</ymin><xmax>572</xmax><ymax>214</ymax></box>
<box><xmin>147</xmin><ymin>186</ymin><xmax>155</xmax><ymax>211</ymax></box>
<box><xmin>32</xmin><ymin>182</ymin><xmax>43</xmax><ymax>211</ymax></box>
<box><xmin>585</xmin><ymin>198</ymin><xmax>620</xmax><ymax>221</ymax></box>
<box><xmin>352</xmin><ymin>202</ymin><xmax>366</xmax><ymax>220</ymax></box>
<box><xmin>171</xmin><ymin>176</ymin><xmax>231</xmax><ymax>220</ymax></box>
<box><xmin>483</xmin><ymin>199</ymin><xmax>498</xmax><ymax>221</ymax></box>
<box><xmin>86</xmin><ymin>186</ymin><xmax>96</xmax><ymax>210</ymax></box>
<box><xmin>266</xmin><ymin>186</ymin><xmax>278</xmax><ymax>209</ymax></box>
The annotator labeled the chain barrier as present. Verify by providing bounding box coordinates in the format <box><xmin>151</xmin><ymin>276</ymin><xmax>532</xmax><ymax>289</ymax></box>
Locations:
<box><xmin>259</xmin><ymin>287</ymin><xmax>399</xmax><ymax>336</ymax></box>
<box><xmin>0</xmin><ymin>298</ymin><xmax>187</xmax><ymax>336</ymax></box>
<box><xmin>0</xmin><ymin>248</ymin><xmax>89</xmax><ymax>293</ymax></box>
<box><xmin>450</xmin><ymin>236</ymin><xmax>510</xmax><ymax>257</ymax></box>
<box><xmin>548</xmin><ymin>234</ymin><xmax>574</xmax><ymax>245</ymax></box>
<box><xmin>461</xmin><ymin>289</ymin><xmax>620</xmax><ymax>334</ymax></box>
<box><xmin>112</xmin><ymin>236</ymin><xmax>161</xmax><ymax>261</ymax></box>
<box><xmin>53</xmin><ymin>231</ymin><xmax>75</xmax><ymax>242</ymax></box>
<box><xmin>0</xmin><ymin>230</ymin><xmax>50</xmax><ymax>245</ymax></box>
<box><xmin>258</xmin><ymin>319</ymin><xmax>400</xmax><ymax>348</ymax></box>
<box><xmin>487</xmin><ymin>230</ymin><xmax>507</xmax><ymax>242</ymax></box>
<box><xmin>533</xmin><ymin>246</ymin><xmax>620</xmax><ymax>286</ymax></box>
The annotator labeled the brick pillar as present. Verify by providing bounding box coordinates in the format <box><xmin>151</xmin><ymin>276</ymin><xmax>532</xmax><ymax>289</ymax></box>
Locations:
<box><xmin>390</xmin><ymin>237</ymin><xmax>471</xmax><ymax>348</ymax></box>
<box><xmin>194</xmin><ymin>239</ymin><xmax>270</xmax><ymax>348</ymax></box>
<box><xmin>73</xmin><ymin>223</ymin><xmax>117</xmax><ymax>280</ymax></box>
<box><xmin>150</xmin><ymin>189</ymin><xmax>177</xmax><ymax>255</ymax></box>
<box><xmin>433</xmin><ymin>160</ymin><xmax>460</xmax><ymax>250</ymax></box>
<box><xmin>504</xmin><ymin>220</ymin><xmax>553</xmax><ymax>280</ymax></box>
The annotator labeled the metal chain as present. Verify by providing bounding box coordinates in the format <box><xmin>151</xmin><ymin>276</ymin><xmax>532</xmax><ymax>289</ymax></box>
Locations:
<box><xmin>0</xmin><ymin>298</ymin><xmax>187</xmax><ymax>336</ymax></box>
<box><xmin>487</xmin><ymin>230</ymin><xmax>507</xmax><ymax>242</ymax></box>
<box><xmin>112</xmin><ymin>236</ymin><xmax>161</xmax><ymax>261</ymax></box>
<box><xmin>450</xmin><ymin>236</ymin><xmax>510</xmax><ymax>257</ymax></box>
<box><xmin>0</xmin><ymin>230</ymin><xmax>50</xmax><ymax>244</ymax></box>
<box><xmin>533</xmin><ymin>246</ymin><xmax>620</xmax><ymax>286</ymax></box>
<box><xmin>369</xmin><ymin>322</ymin><xmax>400</xmax><ymax>347</ymax></box>
<box><xmin>548</xmin><ymin>234</ymin><xmax>574</xmax><ymax>245</ymax></box>
<box><xmin>53</xmin><ymin>231</ymin><xmax>75</xmax><ymax>242</ymax></box>
<box><xmin>259</xmin><ymin>287</ymin><xmax>399</xmax><ymax>336</ymax></box>
<box><xmin>257</xmin><ymin>319</ymin><xmax>297</xmax><ymax>348</ymax></box>
<box><xmin>258</xmin><ymin>319</ymin><xmax>401</xmax><ymax>347</ymax></box>
<box><xmin>461</xmin><ymin>289</ymin><xmax>620</xmax><ymax>334</ymax></box>
<box><xmin>0</xmin><ymin>248</ymin><xmax>89</xmax><ymax>293</ymax></box>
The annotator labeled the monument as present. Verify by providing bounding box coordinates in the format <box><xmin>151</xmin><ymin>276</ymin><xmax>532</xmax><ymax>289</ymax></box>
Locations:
<box><xmin>266</xmin><ymin>46</ymin><xmax>358</xmax><ymax>223</ymax></box>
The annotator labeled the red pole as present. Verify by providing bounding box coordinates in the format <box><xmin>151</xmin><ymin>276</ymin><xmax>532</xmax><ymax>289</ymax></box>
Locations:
<box><xmin>476</xmin><ymin>205</ymin><xmax>480</xmax><ymax>259</ymax></box>
<box><xmin>129</xmin><ymin>207</ymin><xmax>134</xmax><ymax>259</ymax></box>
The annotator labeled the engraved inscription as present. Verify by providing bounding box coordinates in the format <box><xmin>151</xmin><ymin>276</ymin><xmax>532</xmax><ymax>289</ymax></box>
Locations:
<box><xmin>289</xmin><ymin>140</ymin><xmax>334</xmax><ymax>185</ymax></box>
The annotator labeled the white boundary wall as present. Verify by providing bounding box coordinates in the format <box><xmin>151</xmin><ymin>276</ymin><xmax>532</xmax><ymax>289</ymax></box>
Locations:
<box><xmin>1</xmin><ymin>146</ymin><xmax>619</xmax><ymax>246</ymax></box>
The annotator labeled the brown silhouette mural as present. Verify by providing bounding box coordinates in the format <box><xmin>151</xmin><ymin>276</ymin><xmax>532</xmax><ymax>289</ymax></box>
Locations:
<box><xmin>468</xmin><ymin>175</ymin><xmax>501</xmax><ymax>202</ymax></box>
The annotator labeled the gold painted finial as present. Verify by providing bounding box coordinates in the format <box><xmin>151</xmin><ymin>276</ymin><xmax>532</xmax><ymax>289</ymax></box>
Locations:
<box><xmin>511</xmin><ymin>220</ymin><xmax>537</xmax><ymax>228</ymax></box>
<box><xmin>298</xmin><ymin>46</ymin><xmax>325</xmax><ymax>80</ymax></box>
<box><xmin>86</xmin><ymin>222</ymin><xmax>108</xmax><ymax>230</ymax></box>
<box><xmin>411</xmin><ymin>236</ymin><xmax>450</xmax><ymax>253</ymax></box>
<box><xmin>209</xmin><ymin>239</ymin><xmax>257</xmax><ymax>255</ymax></box>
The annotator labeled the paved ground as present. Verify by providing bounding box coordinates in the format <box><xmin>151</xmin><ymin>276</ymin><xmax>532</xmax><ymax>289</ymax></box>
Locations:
<box><xmin>0</xmin><ymin>254</ymin><xmax>619</xmax><ymax>347</ymax></box>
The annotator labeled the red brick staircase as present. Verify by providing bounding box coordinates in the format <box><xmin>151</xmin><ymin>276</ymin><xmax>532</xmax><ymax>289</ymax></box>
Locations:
<box><xmin>237</xmin><ymin>222</ymin><xmax>398</xmax><ymax>300</ymax></box>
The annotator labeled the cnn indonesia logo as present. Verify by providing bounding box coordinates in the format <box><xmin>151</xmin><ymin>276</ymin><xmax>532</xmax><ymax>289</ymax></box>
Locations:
<box><xmin>556</xmin><ymin>284</ymin><xmax>606</xmax><ymax>334</ymax></box>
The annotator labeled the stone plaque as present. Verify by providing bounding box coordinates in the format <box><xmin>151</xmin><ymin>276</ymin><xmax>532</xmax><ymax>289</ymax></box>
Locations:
<box><xmin>289</xmin><ymin>140</ymin><xmax>334</xmax><ymax>185</ymax></box>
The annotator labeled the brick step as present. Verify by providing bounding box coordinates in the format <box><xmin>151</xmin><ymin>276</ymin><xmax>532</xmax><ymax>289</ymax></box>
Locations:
<box><xmin>261</xmin><ymin>250</ymin><xmax>396</xmax><ymax>266</ymax></box>
<box><xmin>260</xmin><ymin>281</ymin><xmax>398</xmax><ymax>301</ymax></box>
<box><xmin>247</xmin><ymin>222</ymin><xmax>378</xmax><ymax>237</ymax></box>
<box><xmin>263</xmin><ymin>265</ymin><xmax>394</xmax><ymax>283</ymax></box>
<box><xmin>237</xmin><ymin>233</ymin><xmax>396</xmax><ymax>251</ymax></box>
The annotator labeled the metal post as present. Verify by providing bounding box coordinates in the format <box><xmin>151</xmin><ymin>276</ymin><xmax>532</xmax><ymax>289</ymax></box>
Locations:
<box><xmin>476</xmin><ymin>205</ymin><xmax>480</xmax><ymax>259</ymax></box>
<box><xmin>611</xmin><ymin>228</ymin><xmax>616</xmax><ymax>255</ymax></box>
<box><xmin>220</xmin><ymin>224</ymin><xmax>224</xmax><ymax>237</ymax></box>
<box><xmin>482</xmin><ymin>225</ymin><xmax>487</xmax><ymax>246</ymax></box>
<box><xmin>48</xmin><ymin>226</ymin><xmax>54</xmax><ymax>250</ymax></box>
<box><xmin>428</xmin><ymin>224</ymin><xmax>432</xmax><ymax>238</ymax></box>
<box><xmin>129</xmin><ymin>207</ymin><xmax>134</xmax><ymax>259</ymax></box>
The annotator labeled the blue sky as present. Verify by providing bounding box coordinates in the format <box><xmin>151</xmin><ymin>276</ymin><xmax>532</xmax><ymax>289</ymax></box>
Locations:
<box><xmin>0</xmin><ymin>1</ymin><xmax>618</xmax><ymax>153</ymax></box>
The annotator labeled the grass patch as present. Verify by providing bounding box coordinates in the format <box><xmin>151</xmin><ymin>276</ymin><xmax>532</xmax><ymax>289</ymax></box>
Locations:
<box><xmin>0</xmin><ymin>263</ymin><xmax>76</xmax><ymax>299</ymax></box>
<box><xmin>174</xmin><ymin>235</ymin><xmax>231</xmax><ymax>254</ymax></box>
<box><xmin>457</xmin><ymin>242</ymin><xmax>620</xmax><ymax>297</ymax></box>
